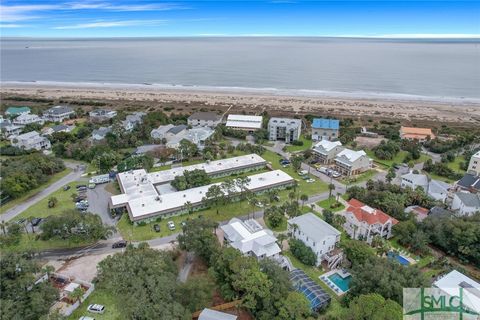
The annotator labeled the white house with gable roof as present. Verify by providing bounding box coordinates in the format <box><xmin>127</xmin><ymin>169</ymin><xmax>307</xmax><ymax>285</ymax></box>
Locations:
<box><xmin>10</xmin><ymin>131</ymin><xmax>51</xmax><ymax>150</ymax></box>
<box><xmin>334</xmin><ymin>148</ymin><xmax>372</xmax><ymax>176</ymax></box>
<box><xmin>288</xmin><ymin>213</ymin><xmax>342</xmax><ymax>268</ymax></box>
<box><xmin>221</xmin><ymin>218</ymin><xmax>281</xmax><ymax>260</ymax></box>
<box><xmin>311</xmin><ymin>140</ymin><xmax>344</xmax><ymax>164</ymax></box>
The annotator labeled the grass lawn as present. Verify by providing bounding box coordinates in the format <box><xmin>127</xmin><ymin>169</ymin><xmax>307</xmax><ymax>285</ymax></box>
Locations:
<box><xmin>446</xmin><ymin>156</ymin><xmax>466</xmax><ymax>174</ymax></box>
<box><xmin>15</xmin><ymin>181</ymin><xmax>81</xmax><ymax>221</ymax></box>
<box><xmin>340</xmin><ymin>169</ymin><xmax>377</xmax><ymax>185</ymax></box>
<box><xmin>68</xmin><ymin>289</ymin><xmax>121</xmax><ymax>320</ymax></box>
<box><xmin>365</xmin><ymin>150</ymin><xmax>431</xmax><ymax>168</ymax></box>
<box><xmin>2</xmin><ymin>234</ymin><xmax>93</xmax><ymax>252</ymax></box>
<box><xmin>284</xmin><ymin>135</ymin><xmax>313</xmax><ymax>153</ymax></box>
<box><xmin>423</xmin><ymin>171</ymin><xmax>456</xmax><ymax>184</ymax></box>
<box><xmin>0</xmin><ymin>168</ymin><xmax>72</xmax><ymax>215</ymax></box>
<box><xmin>317</xmin><ymin>198</ymin><xmax>345</xmax><ymax>212</ymax></box>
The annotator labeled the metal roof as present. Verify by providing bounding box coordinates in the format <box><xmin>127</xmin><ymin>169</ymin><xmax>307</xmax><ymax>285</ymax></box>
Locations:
<box><xmin>312</xmin><ymin>118</ymin><xmax>339</xmax><ymax>130</ymax></box>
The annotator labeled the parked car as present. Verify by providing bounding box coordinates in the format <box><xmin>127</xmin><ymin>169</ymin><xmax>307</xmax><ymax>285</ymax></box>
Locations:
<box><xmin>76</xmin><ymin>184</ymin><xmax>87</xmax><ymax>189</ymax></box>
<box><xmin>63</xmin><ymin>185</ymin><xmax>71</xmax><ymax>191</ymax></box>
<box><xmin>317</xmin><ymin>167</ymin><xmax>328</xmax><ymax>174</ymax></box>
<box><xmin>31</xmin><ymin>218</ymin><xmax>42</xmax><ymax>226</ymax></box>
<box><xmin>77</xmin><ymin>187</ymin><xmax>87</xmax><ymax>192</ymax></box>
<box><xmin>88</xmin><ymin>183</ymin><xmax>96</xmax><ymax>189</ymax></box>
<box><xmin>306</xmin><ymin>178</ymin><xmax>315</xmax><ymax>183</ymax></box>
<box><xmin>112</xmin><ymin>240</ymin><xmax>127</xmax><ymax>249</ymax></box>
<box><xmin>298</xmin><ymin>170</ymin><xmax>308</xmax><ymax>176</ymax></box>
<box><xmin>181</xmin><ymin>221</ymin><xmax>187</xmax><ymax>227</ymax></box>
<box><xmin>153</xmin><ymin>224</ymin><xmax>161</xmax><ymax>233</ymax></box>
<box><xmin>87</xmin><ymin>304</ymin><xmax>105</xmax><ymax>314</ymax></box>
<box><xmin>79</xmin><ymin>317</ymin><xmax>95</xmax><ymax>320</ymax></box>
<box><xmin>167</xmin><ymin>221</ymin><xmax>175</xmax><ymax>231</ymax></box>
<box><xmin>331</xmin><ymin>171</ymin><xmax>341</xmax><ymax>178</ymax></box>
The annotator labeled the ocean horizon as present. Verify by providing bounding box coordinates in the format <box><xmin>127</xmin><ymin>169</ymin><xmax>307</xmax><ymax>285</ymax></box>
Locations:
<box><xmin>2</xmin><ymin>37</ymin><xmax>480</xmax><ymax>101</ymax></box>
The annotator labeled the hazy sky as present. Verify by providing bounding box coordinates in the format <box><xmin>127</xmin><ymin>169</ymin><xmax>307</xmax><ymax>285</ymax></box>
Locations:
<box><xmin>1</xmin><ymin>0</ymin><xmax>479</xmax><ymax>37</ymax></box>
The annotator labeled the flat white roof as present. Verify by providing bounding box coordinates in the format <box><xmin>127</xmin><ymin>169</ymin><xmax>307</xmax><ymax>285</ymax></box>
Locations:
<box><xmin>112</xmin><ymin>154</ymin><xmax>266</xmax><ymax>205</ymax></box>
<box><xmin>112</xmin><ymin>169</ymin><xmax>294</xmax><ymax>220</ymax></box>
<box><xmin>226</xmin><ymin>114</ymin><xmax>263</xmax><ymax>129</ymax></box>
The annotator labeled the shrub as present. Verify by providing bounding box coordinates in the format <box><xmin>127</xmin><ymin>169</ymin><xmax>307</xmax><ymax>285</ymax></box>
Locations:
<box><xmin>289</xmin><ymin>238</ymin><xmax>316</xmax><ymax>266</ymax></box>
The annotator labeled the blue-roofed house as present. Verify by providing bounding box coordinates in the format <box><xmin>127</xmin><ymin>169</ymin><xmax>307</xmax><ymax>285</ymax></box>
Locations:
<box><xmin>311</xmin><ymin>118</ymin><xmax>340</xmax><ymax>141</ymax></box>
<box><xmin>5</xmin><ymin>106</ymin><xmax>31</xmax><ymax>117</ymax></box>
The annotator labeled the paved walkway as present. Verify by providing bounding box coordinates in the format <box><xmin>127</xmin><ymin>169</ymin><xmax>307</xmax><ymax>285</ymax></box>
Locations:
<box><xmin>1</xmin><ymin>161</ymin><xmax>85</xmax><ymax>222</ymax></box>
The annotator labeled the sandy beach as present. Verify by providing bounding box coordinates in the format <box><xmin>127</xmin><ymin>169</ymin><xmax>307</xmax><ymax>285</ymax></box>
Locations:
<box><xmin>2</xmin><ymin>82</ymin><xmax>480</xmax><ymax>124</ymax></box>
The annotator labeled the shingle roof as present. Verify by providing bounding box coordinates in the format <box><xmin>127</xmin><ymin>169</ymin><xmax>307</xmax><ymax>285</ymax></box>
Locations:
<box><xmin>457</xmin><ymin>173</ymin><xmax>480</xmax><ymax>191</ymax></box>
<box><xmin>455</xmin><ymin>192</ymin><xmax>480</xmax><ymax>207</ymax></box>
<box><xmin>312</xmin><ymin>118</ymin><xmax>339</xmax><ymax>130</ymax></box>
<box><xmin>188</xmin><ymin>112</ymin><xmax>222</xmax><ymax>122</ymax></box>
<box><xmin>167</xmin><ymin>124</ymin><xmax>187</xmax><ymax>135</ymax></box>
<box><xmin>347</xmin><ymin>199</ymin><xmax>399</xmax><ymax>225</ymax></box>
<box><xmin>428</xmin><ymin>206</ymin><xmax>453</xmax><ymax>217</ymax></box>
<box><xmin>45</xmin><ymin>105</ymin><xmax>74</xmax><ymax>115</ymax></box>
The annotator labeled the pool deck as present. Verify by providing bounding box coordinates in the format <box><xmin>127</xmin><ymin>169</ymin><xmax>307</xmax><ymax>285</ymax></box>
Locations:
<box><xmin>319</xmin><ymin>269</ymin><xmax>351</xmax><ymax>296</ymax></box>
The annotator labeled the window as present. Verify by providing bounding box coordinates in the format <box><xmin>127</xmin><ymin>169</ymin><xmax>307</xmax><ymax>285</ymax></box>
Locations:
<box><xmin>323</xmin><ymin>240</ymin><xmax>325</xmax><ymax>245</ymax></box>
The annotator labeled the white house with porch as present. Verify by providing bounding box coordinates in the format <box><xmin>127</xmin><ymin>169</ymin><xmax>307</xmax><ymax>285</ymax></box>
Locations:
<box><xmin>221</xmin><ymin>218</ymin><xmax>281</xmax><ymax>260</ymax></box>
<box><xmin>334</xmin><ymin>148</ymin><xmax>372</xmax><ymax>176</ymax></box>
<box><xmin>343</xmin><ymin>199</ymin><xmax>398</xmax><ymax>244</ymax></box>
<box><xmin>311</xmin><ymin>140</ymin><xmax>344</xmax><ymax>164</ymax></box>
<box><xmin>288</xmin><ymin>213</ymin><xmax>343</xmax><ymax>269</ymax></box>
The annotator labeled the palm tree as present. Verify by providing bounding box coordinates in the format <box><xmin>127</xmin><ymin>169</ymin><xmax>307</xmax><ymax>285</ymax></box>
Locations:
<box><xmin>184</xmin><ymin>201</ymin><xmax>193</xmax><ymax>215</ymax></box>
<box><xmin>300</xmin><ymin>194</ymin><xmax>308</xmax><ymax>207</ymax></box>
<box><xmin>0</xmin><ymin>220</ymin><xmax>8</xmax><ymax>235</ymax></box>
<box><xmin>69</xmin><ymin>286</ymin><xmax>84</xmax><ymax>304</ymax></box>
<box><xmin>42</xmin><ymin>265</ymin><xmax>55</xmax><ymax>279</ymax></box>
<box><xmin>27</xmin><ymin>216</ymin><xmax>36</xmax><ymax>234</ymax></box>
<box><xmin>328</xmin><ymin>183</ymin><xmax>335</xmax><ymax>199</ymax></box>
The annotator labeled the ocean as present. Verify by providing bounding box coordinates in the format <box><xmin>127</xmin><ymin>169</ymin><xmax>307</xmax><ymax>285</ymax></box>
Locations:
<box><xmin>1</xmin><ymin>37</ymin><xmax>479</xmax><ymax>101</ymax></box>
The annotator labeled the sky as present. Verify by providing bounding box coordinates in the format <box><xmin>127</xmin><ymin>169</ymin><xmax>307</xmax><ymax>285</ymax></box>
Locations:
<box><xmin>1</xmin><ymin>0</ymin><xmax>479</xmax><ymax>38</ymax></box>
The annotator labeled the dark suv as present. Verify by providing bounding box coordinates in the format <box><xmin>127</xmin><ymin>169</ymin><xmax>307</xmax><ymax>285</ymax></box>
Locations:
<box><xmin>112</xmin><ymin>240</ymin><xmax>127</xmax><ymax>249</ymax></box>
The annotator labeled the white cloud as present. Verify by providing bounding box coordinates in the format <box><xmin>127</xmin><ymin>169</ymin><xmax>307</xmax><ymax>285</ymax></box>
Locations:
<box><xmin>0</xmin><ymin>23</ymin><xmax>27</xmax><ymax>28</ymax></box>
<box><xmin>65</xmin><ymin>1</ymin><xmax>185</xmax><ymax>11</ymax></box>
<box><xmin>0</xmin><ymin>4</ymin><xmax>60</xmax><ymax>22</ymax></box>
<box><xmin>0</xmin><ymin>2</ymin><xmax>185</xmax><ymax>22</ymax></box>
<box><xmin>54</xmin><ymin>19</ymin><xmax>167</xmax><ymax>29</ymax></box>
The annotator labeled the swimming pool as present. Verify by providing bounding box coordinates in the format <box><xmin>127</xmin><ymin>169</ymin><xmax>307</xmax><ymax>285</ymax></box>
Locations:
<box><xmin>388</xmin><ymin>251</ymin><xmax>410</xmax><ymax>265</ymax></box>
<box><xmin>328</xmin><ymin>273</ymin><xmax>352</xmax><ymax>292</ymax></box>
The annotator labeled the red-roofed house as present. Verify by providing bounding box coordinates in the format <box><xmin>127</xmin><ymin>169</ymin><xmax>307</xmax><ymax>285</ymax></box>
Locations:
<box><xmin>343</xmin><ymin>199</ymin><xmax>399</xmax><ymax>244</ymax></box>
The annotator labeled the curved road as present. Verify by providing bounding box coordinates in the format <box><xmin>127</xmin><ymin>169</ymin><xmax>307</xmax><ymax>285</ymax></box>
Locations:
<box><xmin>0</xmin><ymin>161</ymin><xmax>85</xmax><ymax>222</ymax></box>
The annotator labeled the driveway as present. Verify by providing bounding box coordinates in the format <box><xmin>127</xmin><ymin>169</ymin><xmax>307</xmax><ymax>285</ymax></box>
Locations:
<box><xmin>1</xmin><ymin>161</ymin><xmax>85</xmax><ymax>222</ymax></box>
<box><xmin>87</xmin><ymin>183</ymin><xmax>117</xmax><ymax>226</ymax></box>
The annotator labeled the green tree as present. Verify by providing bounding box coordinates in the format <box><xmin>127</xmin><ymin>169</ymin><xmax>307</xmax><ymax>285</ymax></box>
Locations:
<box><xmin>345</xmin><ymin>293</ymin><xmax>403</xmax><ymax>320</ymax></box>
<box><xmin>300</xmin><ymin>194</ymin><xmax>308</xmax><ymax>207</ymax></box>
<box><xmin>96</xmin><ymin>246</ymin><xmax>190</xmax><ymax>319</ymax></box>
<box><xmin>69</xmin><ymin>286</ymin><xmax>84</xmax><ymax>303</ymax></box>
<box><xmin>386</xmin><ymin>167</ymin><xmax>396</xmax><ymax>183</ymax></box>
<box><xmin>328</xmin><ymin>183</ymin><xmax>336</xmax><ymax>198</ymax></box>
<box><xmin>48</xmin><ymin>196</ymin><xmax>58</xmax><ymax>208</ymax></box>
<box><xmin>1</xmin><ymin>252</ymin><xmax>59</xmax><ymax>320</ymax></box>
<box><xmin>177</xmin><ymin>217</ymin><xmax>219</xmax><ymax>263</ymax></box>
<box><xmin>175</xmin><ymin>276</ymin><xmax>215</xmax><ymax>313</ymax></box>
<box><xmin>277</xmin><ymin>291</ymin><xmax>312</xmax><ymax>320</ymax></box>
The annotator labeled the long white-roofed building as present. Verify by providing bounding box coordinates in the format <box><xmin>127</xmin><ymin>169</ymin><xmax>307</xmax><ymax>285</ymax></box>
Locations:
<box><xmin>221</xmin><ymin>218</ymin><xmax>281</xmax><ymax>260</ymax></box>
<box><xmin>111</xmin><ymin>169</ymin><xmax>294</xmax><ymax>222</ymax></box>
<box><xmin>109</xmin><ymin>154</ymin><xmax>295</xmax><ymax>222</ymax></box>
<box><xmin>226</xmin><ymin>114</ymin><xmax>263</xmax><ymax>132</ymax></box>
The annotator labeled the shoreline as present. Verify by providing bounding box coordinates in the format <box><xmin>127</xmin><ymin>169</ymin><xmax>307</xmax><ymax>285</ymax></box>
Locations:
<box><xmin>2</xmin><ymin>81</ymin><xmax>480</xmax><ymax>124</ymax></box>
<box><xmin>2</xmin><ymin>80</ymin><xmax>480</xmax><ymax>105</ymax></box>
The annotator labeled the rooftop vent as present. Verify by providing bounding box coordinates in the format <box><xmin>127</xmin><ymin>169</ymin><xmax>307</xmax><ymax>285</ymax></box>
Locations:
<box><xmin>183</xmin><ymin>194</ymin><xmax>186</xmax><ymax>198</ymax></box>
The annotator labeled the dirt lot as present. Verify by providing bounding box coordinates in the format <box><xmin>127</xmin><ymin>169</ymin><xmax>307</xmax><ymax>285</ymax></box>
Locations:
<box><xmin>355</xmin><ymin>135</ymin><xmax>386</xmax><ymax>149</ymax></box>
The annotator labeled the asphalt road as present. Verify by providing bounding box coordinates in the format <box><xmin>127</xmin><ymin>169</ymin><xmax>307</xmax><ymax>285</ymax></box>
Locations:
<box><xmin>1</xmin><ymin>161</ymin><xmax>85</xmax><ymax>222</ymax></box>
